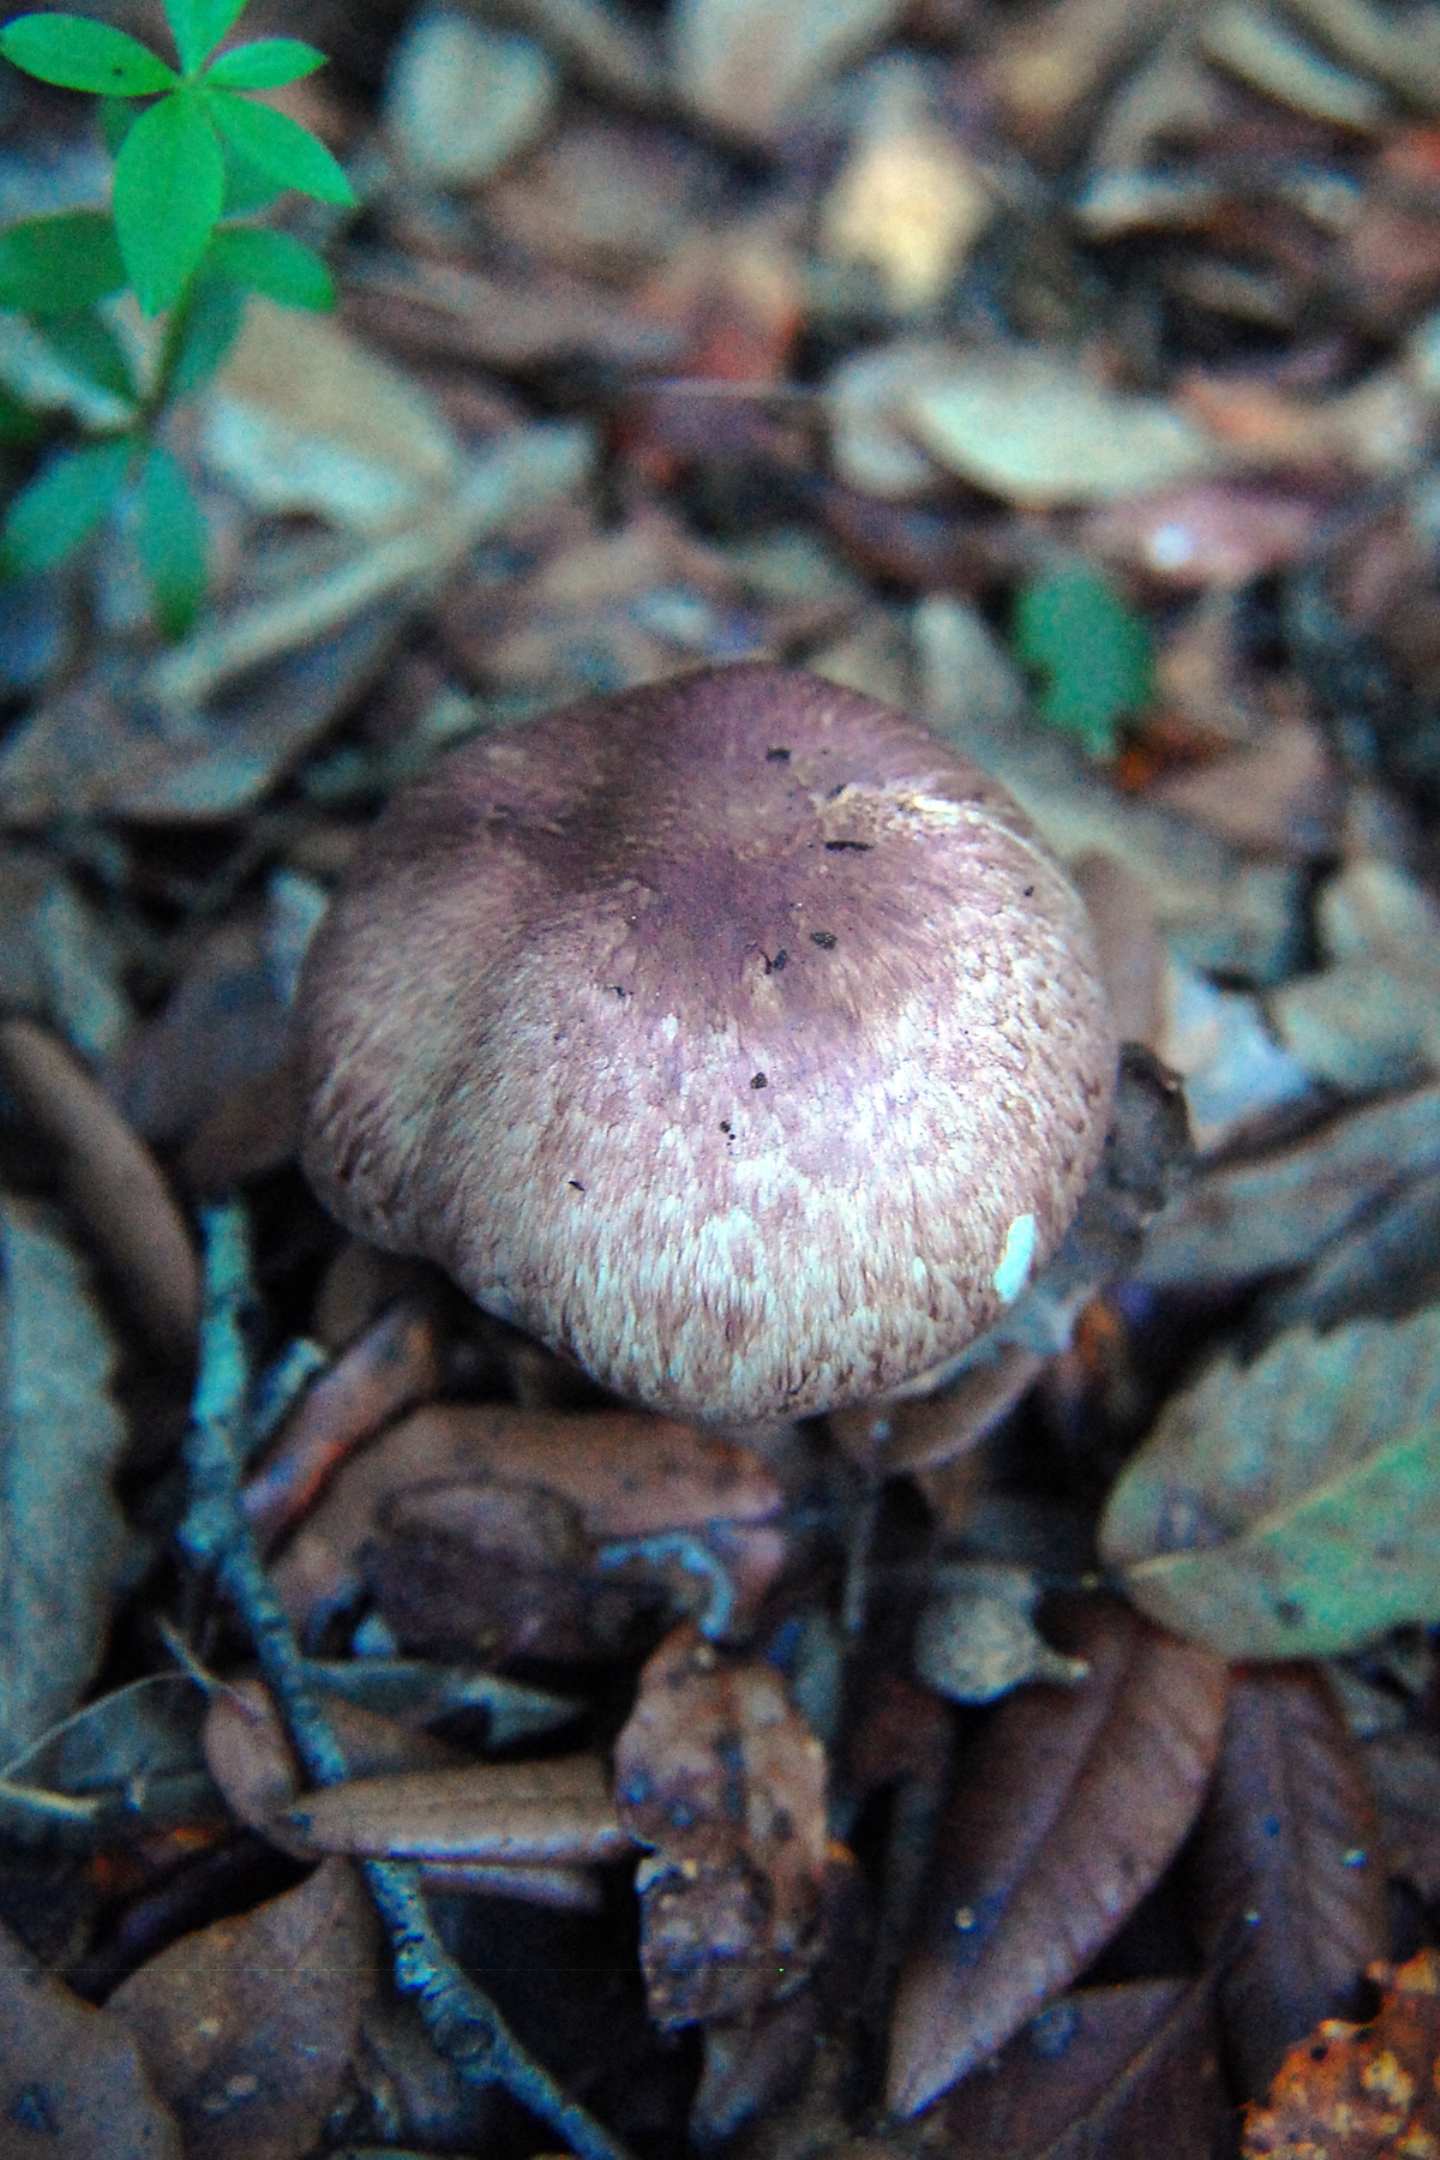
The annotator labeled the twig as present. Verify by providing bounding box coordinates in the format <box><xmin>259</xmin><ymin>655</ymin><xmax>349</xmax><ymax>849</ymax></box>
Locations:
<box><xmin>178</xmin><ymin>1201</ymin><xmax>636</xmax><ymax>2160</ymax></box>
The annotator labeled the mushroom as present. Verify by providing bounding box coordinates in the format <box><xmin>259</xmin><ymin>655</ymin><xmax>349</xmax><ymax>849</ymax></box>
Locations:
<box><xmin>297</xmin><ymin>663</ymin><xmax>1117</xmax><ymax>1427</ymax></box>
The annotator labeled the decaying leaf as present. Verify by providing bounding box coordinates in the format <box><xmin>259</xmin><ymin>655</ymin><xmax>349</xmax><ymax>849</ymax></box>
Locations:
<box><xmin>886</xmin><ymin>1599</ymin><xmax>1228</xmax><ymax>2115</ymax></box>
<box><xmin>0</xmin><ymin>1198</ymin><xmax>134</xmax><ymax>1763</ymax></box>
<box><xmin>1242</xmin><ymin>1948</ymin><xmax>1440</xmax><ymax>2159</ymax></box>
<box><xmin>1101</xmin><ymin>1308</ymin><xmax>1440</xmax><ymax>1657</ymax></box>
<box><xmin>0</xmin><ymin>1915</ymin><xmax>182</xmax><ymax>2160</ymax></box>
<box><xmin>614</xmin><ymin>1622</ymin><xmax>829</xmax><ymax>2028</ymax></box>
<box><xmin>1188</xmin><ymin>1665</ymin><xmax>1389</xmax><ymax>2098</ymax></box>
<box><xmin>108</xmin><ymin>1860</ymin><xmax>379</xmax><ymax>2160</ymax></box>
<box><xmin>928</xmin><ymin>1976</ymin><xmax>1224</xmax><ymax>2159</ymax></box>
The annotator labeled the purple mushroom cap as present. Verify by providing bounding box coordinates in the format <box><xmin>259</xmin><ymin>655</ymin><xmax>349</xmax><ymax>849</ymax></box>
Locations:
<box><xmin>297</xmin><ymin>663</ymin><xmax>1117</xmax><ymax>1424</ymax></box>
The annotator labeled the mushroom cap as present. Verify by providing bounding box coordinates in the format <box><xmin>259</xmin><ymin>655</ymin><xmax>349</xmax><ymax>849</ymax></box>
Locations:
<box><xmin>298</xmin><ymin>663</ymin><xmax>1117</xmax><ymax>1425</ymax></box>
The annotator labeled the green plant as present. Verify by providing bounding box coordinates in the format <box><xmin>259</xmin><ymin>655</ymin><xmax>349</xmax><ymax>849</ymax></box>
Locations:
<box><xmin>1011</xmin><ymin>561</ymin><xmax>1154</xmax><ymax>759</ymax></box>
<box><xmin>0</xmin><ymin>0</ymin><xmax>354</xmax><ymax>635</ymax></box>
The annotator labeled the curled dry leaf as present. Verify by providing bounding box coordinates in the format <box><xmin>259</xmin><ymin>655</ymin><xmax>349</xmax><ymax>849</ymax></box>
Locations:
<box><xmin>108</xmin><ymin>1860</ymin><xmax>379</xmax><ymax>2160</ymax></box>
<box><xmin>243</xmin><ymin>1298</ymin><xmax>444</xmax><ymax>1549</ymax></box>
<box><xmin>928</xmin><ymin>1975</ymin><xmax>1224</xmax><ymax>2160</ymax></box>
<box><xmin>1101</xmin><ymin>1307</ymin><xmax>1440</xmax><ymax>1657</ymax></box>
<box><xmin>0</xmin><ymin>1019</ymin><xmax>198</xmax><ymax>1362</ymax></box>
<box><xmin>1188</xmin><ymin>1664</ymin><xmax>1388</xmax><ymax>2099</ymax></box>
<box><xmin>614</xmin><ymin>1622</ymin><xmax>829</xmax><ymax>2029</ymax></box>
<box><xmin>1242</xmin><ymin>1948</ymin><xmax>1440</xmax><ymax>2160</ymax></box>
<box><xmin>886</xmin><ymin>1598</ymin><xmax>1229</xmax><ymax>2116</ymax></box>
<box><xmin>0</xmin><ymin>1915</ymin><xmax>182</xmax><ymax>2160</ymax></box>
<box><xmin>283</xmin><ymin>1752</ymin><xmax>630</xmax><ymax>1865</ymax></box>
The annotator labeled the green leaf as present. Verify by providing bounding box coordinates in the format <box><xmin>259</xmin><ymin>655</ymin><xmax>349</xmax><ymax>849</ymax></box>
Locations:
<box><xmin>0</xmin><ymin>13</ymin><xmax>176</xmax><ymax>93</ymax></box>
<box><xmin>162</xmin><ymin>0</ymin><xmax>247</xmax><ymax>75</ymax></box>
<box><xmin>1012</xmin><ymin>564</ymin><xmax>1153</xmax><ymax>758</ymax></box>
<box><xmin>0</xmin><ymin>209</ymin><xmax>125</xmax><ymax>315</ymax></box>
<box><xmin>1100</xmin><ymin>1309</ymin><xmax>1440</xmax><ymax>1659</ymax></box>
<box><xmin>0</xmin><ymin>379</ymin><xmax>40</xmax><ymax>444</ymax></box>
<box><xmin>204</xmin><ymin>37</ymin><xmax>325</xmax><ymax>88</ymax></box>
<box><xmin>99</xmin><ymin>93</ymin><xmax>140</xmax><ymax>158</ymax></box>
<box><xmin>205</xmin><ymin>224</ymin><xmax>332</xmax><ymax>308</ymax></box>
<box><xmin>36</xmin><ymin>309</ymin><xmax>138</xmax><ymax>403</ymax></box>
<box><xmin>207</xmin><ymin>89</ymin><xmax>354</xmax><ymax>205</ymax></box>
<box><xmin>164</xmin><ymin>275</ymin><xmax>244</xmax><ymax>397</ymax></box>
<box><xmin>136</xmin><ymin>442</ymin><xmax>205</xmax><ymax>637</ymax></box>
<box><xmin>113</xmin><ymin>89</ymin><xmax>224</xmax><ymax>315</ymax></box>
<box><xmin>0</xmin><ymin>436</ymin><xmax>131</xmax><ymax>576</ymax></box>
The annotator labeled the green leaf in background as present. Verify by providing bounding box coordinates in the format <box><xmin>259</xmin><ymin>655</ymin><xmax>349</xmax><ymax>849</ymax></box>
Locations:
<box><xmin>207</xmin><ymin>88</ymin><xmax>354</xmax><ymax>205</ymax></box>
<box><xmin>0</xmin><ymin>436</ymin><xmax>131</xmax><ymax>576</ymax></box>
<box><xmin>205</xmin><ymin>37</ymin><xmax>326</xmax><ymax>89</ymax></box>
<box><xmin>0</xmin><ymin>13</ymin><xmax>176</xmax><ymax>93</ymax></box>
<box><xmin>136</xmin><ymin>442</ymin><xmax>206</xmax><ymax>637</ymax></box>
<box><xmin>0</xmin><ymin>209</ymin><xmax>125</xmax><ymax>315</ymax></box>
<box><xmin>1100</xmin><ymin>1307</ymin><xmax>1440</xmax><ymax>1658</ymax></box>
<box><xmin>36</xmin><ymin>309</ymin><xmax>138</xmax><ymax>403</ymax></box>
<box><xmin>165</xmin><ymin>275</ymin><xmax>245</xmax><ymax>397</ymax></box>
<box><xmin>0</xmin><ymin>379</ymin><xmax>40</xmax><ymax>443</ymax></box>
<box><xmin>163</xmin><ymin>0</ymin><xmax>247</xmax><ymax>75</ymax></box>
<box><xmin>205</xmin><ymin>224</ymin><xmax>332</xmax><ymax>308</ymax></box>
<box><xmin>1012</xmin><ymin>563</ymin><xmax>1153</xmax><ymax>757</ymax></box>
<box><xmin>113</xmin><ymin>88</ymin><xmax>224</xmax><ymax>314</ymax></box>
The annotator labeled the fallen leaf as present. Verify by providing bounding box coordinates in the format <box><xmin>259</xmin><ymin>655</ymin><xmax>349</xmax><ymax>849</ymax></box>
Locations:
<box><xmin>384</xmin><ymin>8</ymin><xmax>558</xmax><ymax>184</ymax></box>
<box><xmin>1242</xmin><ymin>1948</ymin><xmax>1440</xmax><ymax>2158</ymax></box>
<box><xmin>283</xmin><ymin>1753</ymin><xmax>630</xmax><ymax>1864</ymax></box>
<box><xmin>108</xmin><ymin>1860</ymin><xmax>379</xmax><ymax>2160</ymax></box>
<box><xmin>1136</xmin><ymin>1082</ymin><xmax>1440</xmax><ymax>1290</ymax></box>
<box><xmin>0</xmin><ymin>1019</ymin><xmax>199</xmax><ymax>1363</ymax></box>
<box><xmin>670</xmin><ymin>0</ymin><xmax>904</xmax><ymax>143</ymax></box>
<box><xmin>614</xmin><ymin>1622</ymin><xmax>829</xmax><ymax>2028</ymax></box>
<box><xmin>908</xmin><ymin>349</ymin><xmax>1224</xmax><ymax>507</ymax></box>
<box><xmin>204</xmin><ymin>300</ymin><xmax>459</xmax><ymax>532</ymax></box>
<box><xmin>1187</xmin><ymin>1665</ymin><xmax>1388</xmax><ymax>2098</ymax></box>
<box><xmin>886</xmin><ymin>1598</ymin><xmax>1228</xmax><ymax>2115</ymax></box>
<box><xmin>1101</xmin><ymin>1308</ymin><xmax>1440</xmax><ymax>1657</ymax></box>
<box><xmin>0</xmin><ymin>1199</ymin><xmax>133</xmax><ymax>1762</ymax></box>
<box><xmin>0</xmin><ymin>1915</ymin><xmax>182</xmax><ymax>2159</ymax></box>
<box><xmin>928</xmin><ymin>1975</ymin><xmax>1224</xmax><ymax>2159</ymax></box>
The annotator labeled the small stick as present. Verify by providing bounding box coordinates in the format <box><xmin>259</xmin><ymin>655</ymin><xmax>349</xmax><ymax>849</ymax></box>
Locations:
<box><xmin>178</xmin><ymin>1202</ymin><xmax>636</xmax><ymax>2160</ymax></box>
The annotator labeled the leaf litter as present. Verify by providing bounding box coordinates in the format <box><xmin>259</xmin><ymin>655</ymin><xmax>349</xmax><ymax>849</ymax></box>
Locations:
<box><xmin>1</xmin><ymin>0</ymin><xmax>1439</xmax><ymax>2150</ymax></box>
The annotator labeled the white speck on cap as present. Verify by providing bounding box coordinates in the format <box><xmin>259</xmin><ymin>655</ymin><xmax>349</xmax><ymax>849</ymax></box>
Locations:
<box><xmin>992</xmin><ymin>1212</ymin><xmax>1037</xmax><ymax>1304</ymax></box>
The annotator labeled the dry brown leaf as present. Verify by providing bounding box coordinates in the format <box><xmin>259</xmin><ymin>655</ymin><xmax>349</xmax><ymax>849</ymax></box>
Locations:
<box><xmin>243</xmin><ymin>1299</ymin><xmax>443</xmax><ymax>1549</ymax></box>
<box><xmin>670</xmin><ymin>0</ymin><xmax>904</xmax><ymax>142</ymax></box>
<box><xmin>1188</xmin><ymin>1665</ymin><xmax>1389</xmax><ymax>2099</ymax></box>
<box><xmin>1136</xmin><ymin>1082</ymin><xmax>1440</xmax><ymax>1290</ymax></box>
<box><xmin>273</xmin><ymin>1400</ymin><xmax>780</xmax><ymax>1622</ymax></box>
<box><xmin>108</xmin><ymin>1861</ymin><xmax>378</xmax><ymax>2160</ymax></box>
<box><xmin>908</xmin><ymin>349</ymin><xmax>1225</xmax><ymax>507</ymax></box>
<box><xmin>926</xmin><ymin>1976</ymin><xmax>1224</xmax><ymax>2159</ymax></box>
<box><xmin>886</xmin><ymin>1599</ymin><xmax>1229</xmax><ymax>2116</ymax></box>
<box><xmin>0</xmin><ymin>1019</ymin><xmax>198</xmax><ymax>1363</ymax></box>
<box><xmin>1242</xmin><ymin>1948</ymin><xmax>1440</xmax><ymax>2158</ymax></box>
<box><xmin>0</xmin><ymin>1916</ymin><xmax>182</xmax><ymax>2159</ymax></box>
<box><xmin>614</xmin><ymin>1622</ymin><xmax>829</xmax><ymax>2028</ymax></box>
<box><xmin>283</xmin><ymin>1753</ymin><xmax>630</xmax><ymax>1865</ymax></box>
